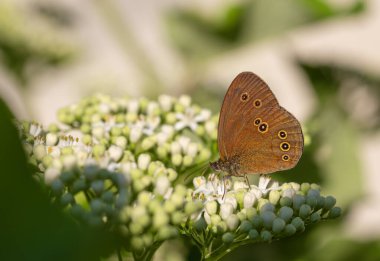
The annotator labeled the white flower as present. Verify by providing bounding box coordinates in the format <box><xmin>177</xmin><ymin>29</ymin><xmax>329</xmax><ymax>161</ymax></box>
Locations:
<box><xmin>186</xmin><ymin>143</ymin><xmax>198</xmax><ymax>157</ymax></box>
<box><xmin>175</xmin><ymin>108</ymin><xmax>211</xmax><ymax>131</ymax></box>
<box><xmin>29</xmin><ymin>122</ymin><xmax>43</xmax><ymax>137</ymax></box>
<box><xmin>138</xmin><ymin>154</ymin><xmax>151</xmax><ymax>170</ymax></box>
<box><xmin>127</xmin><ymin>99</ymin><xmax>140</xmax><ymax>113</ymax></box>
<box><xmin>177</xmin><ymin>136</ymin><xmax>191</xmax><ymax>153</ymax></box>
<box><xmin>44</xmin><ymin>167</ymin><xmax>61</xmax><ymax>184</ymax></box>
<box><xmin>243</xmin><ymin>191</ymin><xmax>257</xmax><ymax>209</ymax></box>
<box><xmin>178</xmin><ymin>95</ymin><xmax>192</xmax><ymax>107</ymax></box>
<box><xmin>155</xmin><ymin>176</ymin><xmax>170</xmax><ymax>196</ymax></box>
<box><xmin>158</xmin><ymin>95</ymin><xmax>173</xmax><ymax>111</ymax></box>
<box><xmin>108</xmin><ymin>145</ymin><xmax>123</xmax><ymax>162</ymax></box>
<box><xmin>220</xmin><ymin>203</ymin><xmax>234</xmax><ymax>220</ymax></box>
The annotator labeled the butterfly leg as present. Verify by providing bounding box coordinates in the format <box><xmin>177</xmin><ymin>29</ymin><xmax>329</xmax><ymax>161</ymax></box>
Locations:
<box><xmin>244</xmin><ymin>175</ymin><xmax>250</xmax><ymax>190</ymax></box>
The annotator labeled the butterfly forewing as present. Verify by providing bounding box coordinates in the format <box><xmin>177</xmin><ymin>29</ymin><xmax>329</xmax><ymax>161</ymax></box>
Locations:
<box><xmin>217</xmin><ymin>72</ymin><xmax>279</xmax><ymax>160</ymax></box>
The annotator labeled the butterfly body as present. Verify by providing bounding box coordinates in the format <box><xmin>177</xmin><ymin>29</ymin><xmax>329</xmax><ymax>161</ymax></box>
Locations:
<box><xmin>210</xmin><ymin>72</ymin><xmax>304</xmax><ymax>177</ymax></box>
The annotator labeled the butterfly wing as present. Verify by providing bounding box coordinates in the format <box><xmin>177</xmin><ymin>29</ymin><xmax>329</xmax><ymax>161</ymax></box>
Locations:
<box><xmin>233</xmin><ymin>107</ymin><xmax>303</xmax><ymax>174</ymax></box>
<box><xmin>217</xmin><ymin>72</ymin><xmax>303</xmax><ymax>175</ymax></box>
<box><xmin>217</xmin><ymin>72</ymin><xmax>279</xmax><ymax>160</ymax></box>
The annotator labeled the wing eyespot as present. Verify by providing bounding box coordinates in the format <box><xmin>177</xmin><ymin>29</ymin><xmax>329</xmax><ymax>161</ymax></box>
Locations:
<box><xmin>278</xmin><ymin>130</ymin><xmax>287</xmax><ymax>139</ymax></box>
<box><xmin>280</xmin><ymin>142</ymin><xmax>290</xmax><ymax>151</ymax></box>
<box><xmin>240</xmin><ymin>92</ymin><xmax>249</xmax><ymax>102</ymax></box>
<box><xmin>258</xmin><ymin>122</ymin><xmax>268</xmax><ymax>133</ymax></box>
<box><xmin>282</xmin><ymin>154</ymin><xmax>290</xmax><ymax>161</ymax></box>
<box><xmin>253</xmin><ymin>99</ymin><xmax>262</xmax><ymax>108</ymax></box>
<box><xmin>254</xmin><ymin>118</ymin><xmax>262</xmax><ymax>126</ymax></box>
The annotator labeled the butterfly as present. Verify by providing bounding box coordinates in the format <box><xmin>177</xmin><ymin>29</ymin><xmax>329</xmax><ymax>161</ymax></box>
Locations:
<box><xmin>210</xmin><ymin>72</ymin><xmax>303</xmax><ymax>185</ymax></box>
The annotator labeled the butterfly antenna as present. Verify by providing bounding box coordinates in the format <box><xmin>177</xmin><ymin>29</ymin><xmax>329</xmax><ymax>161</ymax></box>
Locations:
<box><xmin>183</xmin><ymin>162</ymin><xmax>209</xmax><ymax>182</ymax></box>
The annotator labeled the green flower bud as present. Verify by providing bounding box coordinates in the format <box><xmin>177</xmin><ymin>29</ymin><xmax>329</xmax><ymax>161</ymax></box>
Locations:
<box><xmin>45</xmin><ymin>167</ymin><xmax>61</xmax><ymax>185</ymax></box>
<box><xmin>129</xmin><ymin>222</ymin><xmax>143</xmax><ymax>235</ymax></box>
<box><xmin>60</xmin><ymin>193</ymin><xmax>74</xmax><ymax>206</ymax></box>
<box><xmin>80</xmin><ymin>123</ymin><xmax>91</xmax><ymax>134</ymax></box>
<box><xmin>164</xmin><ymin>200</ymin><xmax>176</xmax><ymax>213</ymax></box>
<box><xmin>211</xmin><ymin>215</ymin><xmax>222</xmax><ymax>226</ymax></box>
<box><xmin>137</xmin><ymin>191</ymin><xmax>151</xmax><ymax>205</ymax></box>
<box><xmin>269</xmin><ymin>190</ymin><xmax>281</xmax><ymax>205</ymax></box>
<box><xmin>130</xmin><ymin>169</ymin><xmax>143</xmax><ymax>180</ymax></box>
<box><xmin>289</xmin><ymin>182</ymin><xmax>300</xmax><ymax>191</ymax></box>
<box><xmin>291</xmin><ymin>217</ymin><xmax>305</xmax><ymax>231</ymax></box>
<box><xmin>324</xmin><ymin>196</ymin><xmax>336</xmax><ymax>210</ymax></box>
<box><xmin>307</xmin><ymin>189</ymin><xmax>320</xmax><ymax>198</ymax></box>
<box><xmin>328</xmin><ymin>207</ymin><xmax>342</xmax><ymax>218</ymax></box>
<box><xmin>310</xmin><ymin>212</ymin><xmax>321</xmax><ymax>223</ymax></box>
<box><xmin>91</xmin><ymin>199</ymin><xmax>104</xmax><ymax>214</ymax></box>
<box><xmin>293</xmin><ymin>194</ymin><xmax>306</xmax><ymax>210</ymax></box>
<box><xmin>72</xmin><ymin>179</ymin><xmax>87</xmax><ymax>193</ymax></box>
<box><xmin>226</xmin><ymin>214</ymin><xmax>240</xmax><ymax>231</ymax></box>
<box><xmin>251</xmin><ymin>215</ymin><xmax>263</xmax><ymax>229</ymax></box>
<box><xmin>131</xmin><ymin>237</ymin><xmax>144</xmax><ymax>251</ymax></box>
<box><xmin>142</xmin><ymin>234</ymin><xmax>153</xmax><ymax>248</ymax></box>
<box><xmin>182</xmin><ymin>155</ymin><xmax>194</xmax><ymax>166</ymax></box>
<box><xmin>237</xmin><ymin>211</ymin><xmax>246</xmax><ymax>221</ymax></box>
<box><xmin>260</xmin><ymin>230</ymin><xmax>272</xmax><ymax>242</ymax></box>
<box><xmin>167</xmin><ymin>169</ymin><xmax>178</xmax><ymax>182</ymax></box>
<box><xmin>141</xmin><ymin>137</ymin><xmax>156</xmax><ymax>151</ymax></box>
<box><xmin>101</xmin><ymin>191</ymin><xmax>114</xmax><ymax>204</ymax></box>
<box><xmin>51</xmin><ymin>179</ymin><xmax>64</xmax><ymax>195</ymax></box>
<box><xmin>300</xmin><ymin>183</ymin><xmax>310</xmax><ymax>194</ymax></box>
<box><xmin>91</xmin><ymin>180</ymin><xmax>104</xmax><ymax>195</ymax></box>
<box><xmin>261</xmin><ymin>211</ymin><xmax>276</xmax><ymax>230</ymax></box>
<box><xmin>249</xmin><ymin>229</ymin><xmax>260</xmax><ymax>240</ymax></box>
<box><xmin>282</xmin><ymin>188</ymin><xmax>296</xmax><ymax>198</ymax></box>
<box><xmin>239</xmin><ymin>220</ymin><xmax>252</xmax><ymax>233</ymax></box>
<box><xmin>60</xmin><ymin>171</ymin><xmax>76</xmax><ymax>184</ymax></box>
<box><xmin>280</xmin><ymin>197</ymin><xmax>293</xmax><ymax>207</ymax></box>
<box><xmin>165</xmin><ymin>112</ymin><xmax>177</xmax><ymax>124</ymax></box>
<box><xmin>216</xmin><ymin>221</ymin><xmax>227</xmax><ymax>234</ymax></box>
<box><xmin>284</xmin><ymin>224</ymin><xmax>297</xmax><ymax>236</ymax></box>
<box><xmin>260</xmin><ymin>202</ymin><xmax>275</xmax><ymax>213</ymax></box>
<box><xmin>316</xmin><ymin>196</ymin><xmax>326</xmax><ymax>210</ymax></box>
<box><xmin>93</xmin><ymin>144</ymin><xmax>106</xmax><ymax>157</ymax></box>
<box><xmin>61</xmin><ymin>155</ymin><xmax>77</xmax><ymax>169</ymax></box>
<box><xmin>185</xmin><ymin>201</ymin><xmax>201</xmax><ymax>215</ymax></box>
<box><xmin>153</xmin><ymin>210</ymin><xmax>169</xmax><ymax>229</ymax></box>
<box><xmin>70</xmin><ymin>204</ymin><xmax>85</xmax><ymax>219</ymax></box>
<box><xmin>246</xmin><ymin>208</ymin><xmax>257</xmax><ymax>220</ymax></box>
<box><xmin>310</xmin><ymin>183</ymin><xmax>320</xmax><ymax>190</ymax></box>
<box><xmin>157</xmin><ymin>226</ymin><xmax>178</xmax><ymax>240</ymax></box>
<box><xmin>272</xmin><ymin>218</ymin><xmax>286</xmax><ymax>234</ymax></box>
<box><xmin>306</xmin><ymin>196</ymin><xmax>318</xmax><ymax>208</ymax></box>
<box><xmin>205</xmin><ymin>200</ymin><xmax>218</xmax><ymax>215</ymax></box>
<box><xmin>171</xmin><ymin>212</ymin><xmax>185</xmax><ymax>225</ymax></box>
<box><xmin>195</xmin><ymin>126</ymin><xmax>205</xmax><ymax>136</ymax></box>
<box><xmin>110</xmin><ymin>126</ymin><xmax>122</xmax><ymax>137</ymax></box>
<box><xmin>48</xmin><ymin>123</ymin><xmax>60</xmax><ymax>133</ymax></box>
<box><xmin>222</xmin><ymin>232</ymin><xmax>234</xmax><ymax>244</ymax></box>
<box><xmin>257</xmin><ymin>199</ymin><xmax>269</xmax><ymax>211</ymax></box>
<box><xmin>157</xmin><ymin>146</ymin><xmax>168</xmax><ymax>159</ymax></box>
<box><xmin>278</xmin><ymin>206</ymin><xmax>293</xmax><ymax>223</ymax></box>
<box><xmin>299</xmin><ymin>204</ymin><xmax>312</xmax><ymax>219</ymax></box>
<box><xmin>148</xmin><ymin>198</ymin><xmax>161</xmax><ymax>213</ymax></box>
<box><xmin>82</xmin><ymin>134</ymin><xmax>92</xmax><ymax>145</ymax></box>
<box><xmin>171</xmin><ymin>154</ymin><xmax>182</xmax><ymax>166</ymax></box>
<box><xmin>33</xmin><ymin>144</ymin><xmax>46</xmax><ymax>160</ymax></box>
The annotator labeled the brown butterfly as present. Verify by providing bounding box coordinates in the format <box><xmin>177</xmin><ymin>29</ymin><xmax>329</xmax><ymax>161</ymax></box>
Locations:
<box><xmin>210</xmin><ymin>72</ymin><xmax>303</xmax><ymax>184</ymax></box>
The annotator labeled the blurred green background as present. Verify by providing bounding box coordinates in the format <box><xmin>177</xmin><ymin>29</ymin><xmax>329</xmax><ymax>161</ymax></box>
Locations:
<box><xmin>1</xmin><ymin>0</ymin><xmax>380</xmax><ymax>260</ymax></box>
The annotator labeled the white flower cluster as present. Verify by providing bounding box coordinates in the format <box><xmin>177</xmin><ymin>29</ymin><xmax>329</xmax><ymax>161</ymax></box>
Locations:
<box><xmin>186</xmin><ymin>174</ymin><xmax>341</xmax><ymax>258</ymax></box>
<box><xmin>18</xmin><ymin>94</ymin><xmax>341</xmax><ymax>261</ymax></box>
